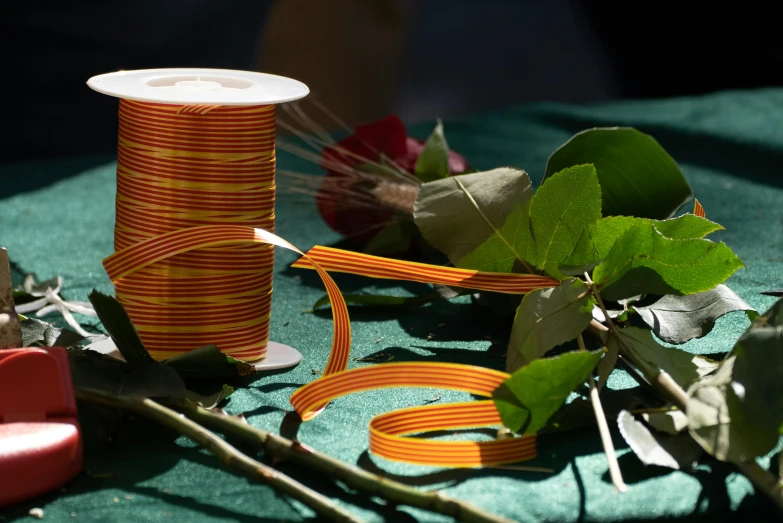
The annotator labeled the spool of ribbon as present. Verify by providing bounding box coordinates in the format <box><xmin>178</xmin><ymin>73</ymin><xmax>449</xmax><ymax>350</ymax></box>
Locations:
<box><xmin>90</xmin><ymin>68</ymin><xmax>560</xmax><ymax>468</ymax></box>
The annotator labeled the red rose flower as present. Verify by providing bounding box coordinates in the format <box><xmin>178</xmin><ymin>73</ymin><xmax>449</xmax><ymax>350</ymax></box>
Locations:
<box><xmin>317</xmin><ymin>115</ymin><xmax>468</xmax><ymax>244</ymax></box>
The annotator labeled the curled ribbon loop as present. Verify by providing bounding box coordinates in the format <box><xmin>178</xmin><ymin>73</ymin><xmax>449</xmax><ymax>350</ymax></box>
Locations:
<box><xmin>106</xmin><ymin>99</ymin><xmax>558</xmax><ymax>468</ymax></box>
<box><xmin>291</xmin><ymin>362</ymin><xmax>536</xmax><ymax>467</ymax></box>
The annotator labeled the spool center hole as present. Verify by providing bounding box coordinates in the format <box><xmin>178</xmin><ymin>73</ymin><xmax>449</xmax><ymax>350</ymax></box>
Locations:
<box><xmin>146</xmin><ymin>75</ymin><xmax>252</xmax><ymax>89</ymax></box>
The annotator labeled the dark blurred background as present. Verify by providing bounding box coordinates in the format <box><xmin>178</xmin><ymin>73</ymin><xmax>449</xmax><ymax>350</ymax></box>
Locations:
<box><xmin>4</xmin><ymin>0</ymin><xmax>782</xmax><ymax>162</ymax></box>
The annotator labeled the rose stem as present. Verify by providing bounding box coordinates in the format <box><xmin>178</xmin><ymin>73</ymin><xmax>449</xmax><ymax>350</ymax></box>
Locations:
<box><xmin>178</xmin><ymin>402</ymin><xmax>517</xmax><ymax>523</ymax></box>
<box><xmin>583</xmin><ymin>273</ymin><xmax>783</xmax><ymax>511</ymax></box>
<box><xmin>577</xmin><ymin>334</ymin><xmax>628</xmax><ymax>492</ymax></box>
<box><xmin>75</xmin><ymin>389</ymin><xmax>365</xmax><ymax>523</ymax></box>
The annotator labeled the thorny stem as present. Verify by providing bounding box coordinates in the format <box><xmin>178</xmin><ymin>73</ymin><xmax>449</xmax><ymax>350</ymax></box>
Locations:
<box><xmin>179</xmin><ymin>403</ymin><xmax>516</xmax><ymax>523</ymax></box>
<box><xmin>578</xmin><ymin>335</ymin><xmax>628</xmax><ymax>493</ymax></box>
<box><xmin>582</xmin><ymin>274</ymin><xmax>783</xmax><ymax>511</ymax></box>
<box><xmin>75</xmin><ymin>389</ymin><xmax>365</xmax><ymax>523</ymax></box>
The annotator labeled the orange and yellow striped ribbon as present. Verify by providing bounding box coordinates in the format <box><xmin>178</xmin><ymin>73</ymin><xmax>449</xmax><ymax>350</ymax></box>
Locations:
<box><xmin>693</xmin><ymin>199</ymin><xmax>705</xmax><ymax>218</ymax></box>
<box><xmin>103</xmin><ymin>225</ymin><xmax>352</xmax><ymax>388</ymax></box>
<box><xmin>292</xmin><ymin>246</ymin><xmax>558</xmax><ymax>293</ymax></box>
<box><xmin>112</xmin><ymin>100</ymin><xmax>277</xmax><ymax>361</ymax></box>
<box><xmin>290</xmin><ymin>362</ymin><xmax>535</xmax><ymax>466</ymax></box>
<box><xmin>104</xmin><ymin>98</ymin><xmax>556</xmax><ymax>467</ymax></box>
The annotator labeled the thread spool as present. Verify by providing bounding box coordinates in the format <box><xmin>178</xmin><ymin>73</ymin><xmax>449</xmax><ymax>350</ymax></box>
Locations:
<box><xmin>88</xmin><ymin>68</ymin><xmax>309</xmax><ymax>370</ymax></box>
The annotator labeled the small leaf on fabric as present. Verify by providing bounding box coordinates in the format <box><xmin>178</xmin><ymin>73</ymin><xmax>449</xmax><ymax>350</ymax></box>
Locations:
<box><xmin>608</xmin><ymin>327</ymin><xmax>719</xmax><ymax>390</ymax></box>
<box><xmin>560</xmin><ymin>214</ymin><xmax>723</xmax><ymax>275</ymax></box>
<box><xmin>88</xmin><ymin>290</ymin><xmax>152</xmax><ymax>367</ymax></box>
<box><xmin>618</xmin><ymin>410</ymin><xmax>702</xmax><ymax>470</ymax></box>
<box><xmin>20</xmin><ymin>317</ymin><xmax>58</xmax><ymax>347</ymax></box>
<box><xmin>20</xmin><ymin>317</ymin><xmax>85</xmax><ymax>348</ymax></box>
<box><xmin>414</xmin><ymin>120</ymin><xmax>450</xmax><ymax>182</ymax></box>
<box><xmin>186</xmin><ymin>385</ymin><xmax>235</xmax><ymax>409</ymax></box>
<box><xmin>634</xmin><ymin>285</ymin><xmax>754</xmax><ymax>344</ymax></box>
<box><xmin>413</xmin><ymin>168</ymin><xmax>533</xmax><ymax>266</ymax></box>
<box><xmin>544</xmin><ymin>127</ymin><xmax>692</xmax><ymax>219</ymax></box>
<box><xmin>642</xmin><ymin>409</ymin><xmax>690</xmax><ymax>435</ymax></box>
<box><xmin>687</xmin><ymin>356</ymin><xmax>778</xmax><ymax>462</ymax></box>
<box><xmin>493</xmin><ymin>349</ymin><xmax>603</xmax><ymax>434</ymax></box>
<box><xmin>506</xmin><ymin>278</ymin><xmax>595</xmax><ymax>372</ymax></box>
<box><xmin>529</xmin><ymin>164</ymin><xmax>602</xmax><ymax>279</ymax></box>
<box><xmin>164</xmin><ymin>345</ymin><xmax>254</xmax><ymax>380</ymax></box>
<box><xmin>593</xmin><ymin>223</ymin><xmax>744</xmax><ymax>301</ymax></box>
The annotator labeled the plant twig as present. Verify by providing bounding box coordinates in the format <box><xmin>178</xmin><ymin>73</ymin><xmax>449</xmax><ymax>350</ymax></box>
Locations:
<box><xmin>75</xmin><ymin>389</ymin><xmax>364</xmax><ymax>523</ymax></box>
<box><xmin>578</xmin><ymin>334</ymin><xmax>628</xmax><ymax>492</ymax></box>
<box><xmin>581</xmin><ymin>274</ymin><xmax>783</xmax><ymax>511</ymax></box>
<box><xmin>179</xmin><ymin>402</ymin><xmax>516</xmax><ymax>523</ymax></box>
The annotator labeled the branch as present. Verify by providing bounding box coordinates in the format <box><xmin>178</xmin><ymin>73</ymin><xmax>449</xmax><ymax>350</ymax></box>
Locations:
<box><xmin>581</xmin><ymin>275</ymin><xmax>783</xmax><ymax>511</ymax></box>
<box><xmin>75</xmin><ymin>389</ymin><xmax>364</xmax><ymax>523</ymax></box>
<box><xmin>179</xmin><ymin>402</ymin><xmax>516</xmax><ymax>523</ymax></box>
<box><xmin>578</xmin><ymin>335</ymin><xmax>627</xmax><ymax>492</ymax></box>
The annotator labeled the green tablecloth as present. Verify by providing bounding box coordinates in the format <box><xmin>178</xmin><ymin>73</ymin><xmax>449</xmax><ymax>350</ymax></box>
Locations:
<box><xmin>2</xmin><ymin>89</ymin><xmax>782</xmax><ymax>522</ymax></box>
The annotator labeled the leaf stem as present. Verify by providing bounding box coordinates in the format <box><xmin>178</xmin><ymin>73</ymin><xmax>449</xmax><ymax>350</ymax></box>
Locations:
<box><xmin>178</xmin><ymin>402</ymin><xmax>516</xmax><ymax>523</ymax></box>
<box><xmin>454</xmin><ymin>177</ymin><xmax>535</xmax><ymax>274</ymax></box>
<box><xmin>75</xmin><ymin>389</ymin><xmax>365</xmax><ymax>523</ymax></box>
<box><xmin>578</xmin><ymin>335</ymin><xmax>628</xmax><ymax>493</ymax></box>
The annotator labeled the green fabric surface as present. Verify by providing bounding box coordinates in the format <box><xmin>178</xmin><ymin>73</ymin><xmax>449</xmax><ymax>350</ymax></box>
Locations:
<box><xmin>2</xmin><ymin>88</ymin><xmax>782</xmax><ymax>522</ymax></box>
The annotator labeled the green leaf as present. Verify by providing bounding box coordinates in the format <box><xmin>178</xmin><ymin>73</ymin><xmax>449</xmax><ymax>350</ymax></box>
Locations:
<box><xmin>617</xmin><ymin>410</ymin><xmax>702</xmax><ymax>470</ymax></box>
<box><xmin>687</xmin><ymin>356</ymin><xmax>778</xmax><ymax>462</ymax></box>
<box><xmin>414</xmin><ymin>120</ymin><xmax>450</xmax><ymax>182</ymax></box>
<box><xmin>654</xmin><ymin>214</ymin><xmax>725</xmax><ymax>240</ymax></box>
<box><xmin>730</xmin><ymin>298</ymin><xmax>783</xmax><ymax>432</ymax></box>
<box><xmin>53</xmin><ymin>328</ymin><xmax>87</xmax><ymax>348</ymax></box>
<box><xmin>88</xmin><ymin>289</ymin><xmax>152</xmax><ymax>367</ymax></box>
<box><xmin>21</xmin><ymin>317</ymin><xmax>58</xmax><ymax>347</ymax></box>
<box><xmin>186</xmin><ymin>385</ymin><xmax>235</xmax><ymax>409</ymax></box>
<box><xmin>122</xmin><ymin>362</ymin><xmax>187</xmax><ymax>399</ymax></box>
<box><xmin>363</xmin><ymin>221</ymin><xmax>415</xmax><ymax>256</ymax></box>
<box><xmin>506</xmin><ymin>278</ymin><xmax>595</xmax><ymax>372</ymax></box>
<box><xmin>69</xmin><ymin>349</ymin><xmax>186</xmax><ymax>400</ymax></box>
<box><xmin>560</xmin><ymin>214</ymin><xmax>724</xmax><ymax>275</ymax></box>
<box><xmin>529</xmin><ymin>164</ymin><xmax>602</xmax><ymax>279</ymax></box>
<box><xmin>641</xmin><ymin>409</ymin><xmax>690</xmax><ymax>435</ymax></box>
<box><xmin>164</xmin><ymin>345</ymin><xmax>254</xmax><ymax>380</ymax></box>
<box><xmin>592</xmin><ymin>223</ymin><xmax>744</xmax><ymax>301</ymax></box>
<box><xmin>544</xmin><ymin>127</ymin><xmax>692</xmax><ymax>219</ymax></box>
<box><xmin>606</xmin><ymin>327</ymin><xmax>719</xmax><ymax>390</ymax></box>
<box><xmin>493</xmin><ymin>349</ymin><xmax>603</xmax><ymax>434</ymax></box>
<box><xmin>634</xmin><ymin>285</ymin><xmax>754</xmax><ymax>344</ymax></box>
<box><xmin>457</xmin><ymin>202</ymin><xmax>533</xmax><ymax>273</ymax></box>
<box><xmin>413</xmin><ymin>167</ymin><xmax>533</xmax><ymax>266</ymax></box>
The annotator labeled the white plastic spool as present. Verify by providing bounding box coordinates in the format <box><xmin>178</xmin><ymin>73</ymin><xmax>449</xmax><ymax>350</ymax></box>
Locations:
<box><xmin>86</xmin><ymin>68</ymin><xmax>309</xmax><ymax>371</ymax></box>
<box><xmin>88</xmin><ymin>68</ymin><xmax>309</xmax><ymax>105</ymax></box>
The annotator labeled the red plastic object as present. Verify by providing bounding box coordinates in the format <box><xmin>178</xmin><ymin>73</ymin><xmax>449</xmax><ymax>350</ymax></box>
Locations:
<box><xmin>0</xmin><ymin>347</ymin><xmax>83</xmax><ymax>506</ymax></box>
